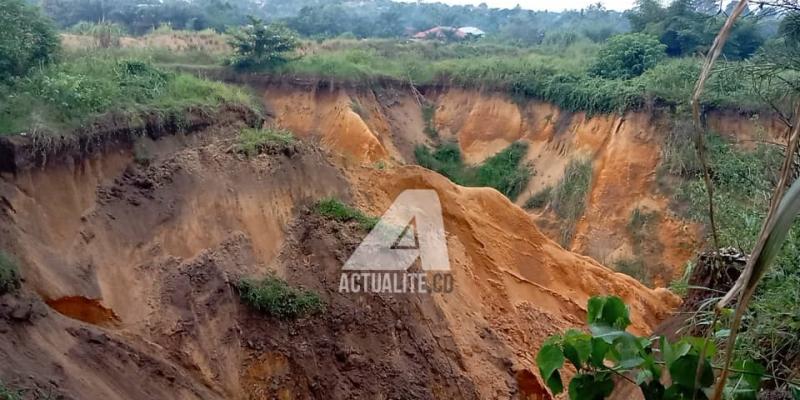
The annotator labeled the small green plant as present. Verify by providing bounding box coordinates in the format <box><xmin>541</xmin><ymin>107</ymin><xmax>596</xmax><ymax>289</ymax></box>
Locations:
<box><xmin>536</xmin><ymin>295</ymin><xmax>765</xmax><ymax>400</ymax></box>
<box><xmin>314</xmin><ymin>198</ymin><xmax>379</xmax><ymax>231</ymax></box>
<box><xmin>0</xmin><ymin>380</ymin><xmax>23</xmax><ymax>400</ymax></box>
<box><xmin>0</xmin><ymin>251</ymin><xmax>21</xmax><ymax>295</ymax></box>
<box><xmin>235</xmin><ymin>127</ymin><xmax>295</xmax><ymax>156</ymax></box>
<box><xmin>525</xmin><ymin>186</ymin><xmax>552</xmax><ymax>210</ymax></box>
<box><xmin>237</xmin><ymin>275</ymin><xmax>324</xmax><ymax>319</ymax></box>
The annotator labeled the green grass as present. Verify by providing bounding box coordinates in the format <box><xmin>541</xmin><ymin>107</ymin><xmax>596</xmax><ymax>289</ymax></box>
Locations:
<box><xmin>550</xmin><ymin>159</ymin><xmax>593</xmax><ymax>246</ymax></box>
<box><xmin>237</xmin><ymin>275</ymin><xmax>324</xmax><ymax>319</ymax></box>
<box><xmin>663</xmin><ymin>132</ymin><xmax>800</xmax><ymax>384</ymax></box>
<box><xmin>0</xmin><ymin>53</ymin><xmax>257</xmax><ymax>136</ymax></box>
<box><xmin>524</xmin><ymin>186</ymin><xmax>552</xmax><ymax>210</ymax></box>
<box><xmin>0</xmin><ymin>251</ymin><xmax>20</xmax><ymax>295</ymax></box>
<box><xmin>235</xmin><ymin>127</ymin><xmax>295</xmax><ymax>156</ymax></box>
<box><xmin>314</xmin><ymin>198</ymin><xmax>379</xmax><ymax>231</ymax></box>
<box><xmin>415</xmin><ymin>141</ymin><xmax>533</xmax><ymax>200</ymax></box>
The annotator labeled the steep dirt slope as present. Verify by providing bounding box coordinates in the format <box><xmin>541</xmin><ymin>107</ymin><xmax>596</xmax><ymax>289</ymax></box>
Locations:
<box><xmin>0</xmin><ymin>101</ymin><xmax>678</xmax><ymax>399</ymax></box>
<box><xmin>262</xmin><ymin>84</ymin><xmax>785</xmax><ymax>284</ymax></box>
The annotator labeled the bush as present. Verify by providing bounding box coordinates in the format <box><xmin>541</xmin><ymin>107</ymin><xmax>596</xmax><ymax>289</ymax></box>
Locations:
<box><xmin>314</xmin><ymin>198</ymin><xmax>379</xmax><ymax>231</ymax></box>
<box><xmin>524</xmin><ymin>186</ymin><xmax>552</xmax><ymax>210</ymax></box>
<box><xmin>0</xmin><ymin>0</ymin><xmax>60</xmax><ymax>83</ymax></box>
<box><xmin>227</xmin><ymin>17</ymin><xmax>299</xmax><ymax>71</ymax></box>
<box><xmin>0</xmin><ymin>252</ymin><xmax>21</xmax><ymax>295</ymax></box>
<box><xmin>236</xmin><ymin>127</ymin><xmax>295</xmax><ymax>156</ymax></box>
<box><xmin>589</xmin><ymin>33</ymin><xmax>666</xmax><ymax>79</ymax></box>
<box><xmin>415</xmin><ymin>141</ymin><xmax>533</xmax><ymax>200</ymax></box>
<box><xmin>237</xmin><ymin>276</ymin><xmax>323</xmax><ymax>319</ymax></box>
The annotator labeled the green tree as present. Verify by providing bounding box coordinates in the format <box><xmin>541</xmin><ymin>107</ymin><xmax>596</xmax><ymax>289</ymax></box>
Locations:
<box><xmin>227</xmin><ymin>16</ymin><xmax>299</xmax><ymax>71</ymax></box>
<box><xmin>0</xmin><ymin>0</ymin><xmax>60</xmax><ymax>83</ymax></box>
<box><xmin>590</xmin><ymin>33</ymin><xmax>666</xmax><ymax>79</ymax></box>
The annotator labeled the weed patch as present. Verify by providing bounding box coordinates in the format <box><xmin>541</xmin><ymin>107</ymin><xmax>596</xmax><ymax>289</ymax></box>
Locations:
<box><xmin>314</xmin><ymin>198</ymin><xmax>379</xmax><ymax>231</ymax></box>
<box><xmin>421</xmin><ymin>104</ymin><xmax>438</xmax><ymax>140</ymax></box>
<box><xmin>0</xmin><ymin>252</ymin><xmax>20</xmax><ymax>295</ymax></box>
<box><xmin>235</xmin><ymin>127</ymin><xmax>295</xmax><ymax>156</ymax></box>
<box><xmin>237</xmin><ymin>275</ymin><xmax>324</xmax><ymax>319</ymax></box>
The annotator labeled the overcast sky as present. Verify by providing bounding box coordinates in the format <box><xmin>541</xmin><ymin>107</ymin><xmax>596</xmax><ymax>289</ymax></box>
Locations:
<box><xmin>401</xmin><ymin>0</ymin><xmax>638</xmax><ymax>11</ymax></box>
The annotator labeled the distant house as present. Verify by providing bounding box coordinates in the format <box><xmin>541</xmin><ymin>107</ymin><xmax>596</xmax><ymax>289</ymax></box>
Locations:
<box><xmin>412</xmin><ymin>26</ymin><xmax>485</xmax><ymax>40</ymax></box>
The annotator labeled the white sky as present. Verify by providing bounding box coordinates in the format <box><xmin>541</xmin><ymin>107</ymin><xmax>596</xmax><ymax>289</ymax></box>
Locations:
<box><xmin>403</xmin><ymin>0</ymin><xmax>638</xmax><ymax>12</ymax></box>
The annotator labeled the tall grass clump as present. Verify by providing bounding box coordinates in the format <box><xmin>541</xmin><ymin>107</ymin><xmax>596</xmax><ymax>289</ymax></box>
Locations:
<box><xmin>550</xmin><ymin>159</ymin><xmax>593</xmax><ymax>245</ymax></box>
<box><xmin>235</xmin><ymin>127</ymin><xmax>295</xmax><ymax>156</ymax></box>
<box><xmin>314</xmin><ymin>198</ymin><xmax>379</xmax><ymax>231</ymax></box>
<box><xmin>0</xmin><ymin>251</ymin><xmax>21</xmax><ymax>295</ymax></box>
<box><xmin>237</xmin><ymin>275</ymin><xmax>323</xmax><ymax>319</ymax></box>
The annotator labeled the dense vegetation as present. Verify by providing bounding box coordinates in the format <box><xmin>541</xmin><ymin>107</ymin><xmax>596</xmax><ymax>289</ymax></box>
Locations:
<box><xmin>661</xmin><ymin>130</ymin><xmax>800</xmax><ymax>388</ymax></box>
<box><xmin>415</xmin><ymin>141</ymin><xmax>533</xmax><ymax>200</ymax></box>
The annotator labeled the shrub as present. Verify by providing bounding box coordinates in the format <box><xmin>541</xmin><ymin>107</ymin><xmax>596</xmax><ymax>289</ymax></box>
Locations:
<box><xmin>474</xmin><ymin>141</ymin><xmax>533</xmax><ymax>200</ymax></box>
<box><xmin>237</xmin><ymin>276</ymin><xmax>323</xmax><ymax>319</ymax></box>
<box><xmin>524</xmin><ymin>186</ymin><xmax>552</xmax><ymax>210</ymax></box>
<box><xmin>0</xmin><ymin>252</ymin><xmax>21</xmax><ymax>295</ymax></box>
<box><xmin>0</xmin><ymin>0</ymin><xmax>60</xmax><ymax>83</ymax></box>
<box><xmin>550</xmin><ymin>159</ymin><xmax>593</xmax><ymax>245</ymax></box>
<box><xmin>415</xmin><ymin>141</ymin><xmax>533</xmax><ymax>200</ymax></box>
<box><xmin>236</xmin><ymin>127</ymin><xmax>295</xmax><ymax>156</ymax></box>
<box><xmin>227</xmin><ymin>17</ymin><xmax>299</xmax><ymax>71</ymax></box>
<box><xmin>589</xmin><ymin>33</ymin><xmax>666</xmax><ymax>79</ymax></box>
<box><xmin>314</xmin><ymin>198</ymin><xmax>378</xmax><ymax>231</ymax></box>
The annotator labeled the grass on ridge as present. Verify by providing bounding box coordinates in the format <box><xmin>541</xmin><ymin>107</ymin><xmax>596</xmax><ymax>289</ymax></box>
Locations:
<box><xmin>0</xmin><ymin>53</ymin><xmax>257</xmax><ymax>136</ymax></box>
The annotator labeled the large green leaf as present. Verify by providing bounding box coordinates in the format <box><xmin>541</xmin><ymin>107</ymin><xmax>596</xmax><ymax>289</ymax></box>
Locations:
<box><xmin>589</xmin><ymin>337</ymin><xmax>611</xmax><ymax>368</ymax></box>
<box><xmin>726</xmin><ymin>358</ymin><xmax>764</xmax><ymax>400</ymax></box>
<box><xmin>587</xmin><ymin>296</ymin><xmax>631</xmax><ymax>330</ymax></box>
<box><xmin>563</xmin><ymin>329</ymin><xmax>592</xmax><ymax>370</ymax></box>
<box><xmin>669</xmin><ymin>354</ymin><xmax>714</xmax><ymax>390</ymax></box>
<box><xmin>568</xmin><ymin>373</ymin><xmax>615</xmax><ymax>400</ymax></box>
<box><xmin>537</xmin><ymin>341</ymin><xmax>565</xmax><ymax>394</ymax></box>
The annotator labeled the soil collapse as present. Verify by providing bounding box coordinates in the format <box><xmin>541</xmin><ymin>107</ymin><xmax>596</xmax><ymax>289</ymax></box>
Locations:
<box><xmin>0</xmin><ymin>81</ymin><xmax>774</xmax><ymax>399</ymax></box>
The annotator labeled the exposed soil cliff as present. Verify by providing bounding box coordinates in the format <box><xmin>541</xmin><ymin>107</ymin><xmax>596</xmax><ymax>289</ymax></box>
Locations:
<box><xmin>0</xmin><ymin>91</ymin><xmax>681</xmax><ymax>399</ymax></box>
<box><xmin>260</xmin><ymin>83</ymin><xmax>785</xmax><ymax>285</ymax></box>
